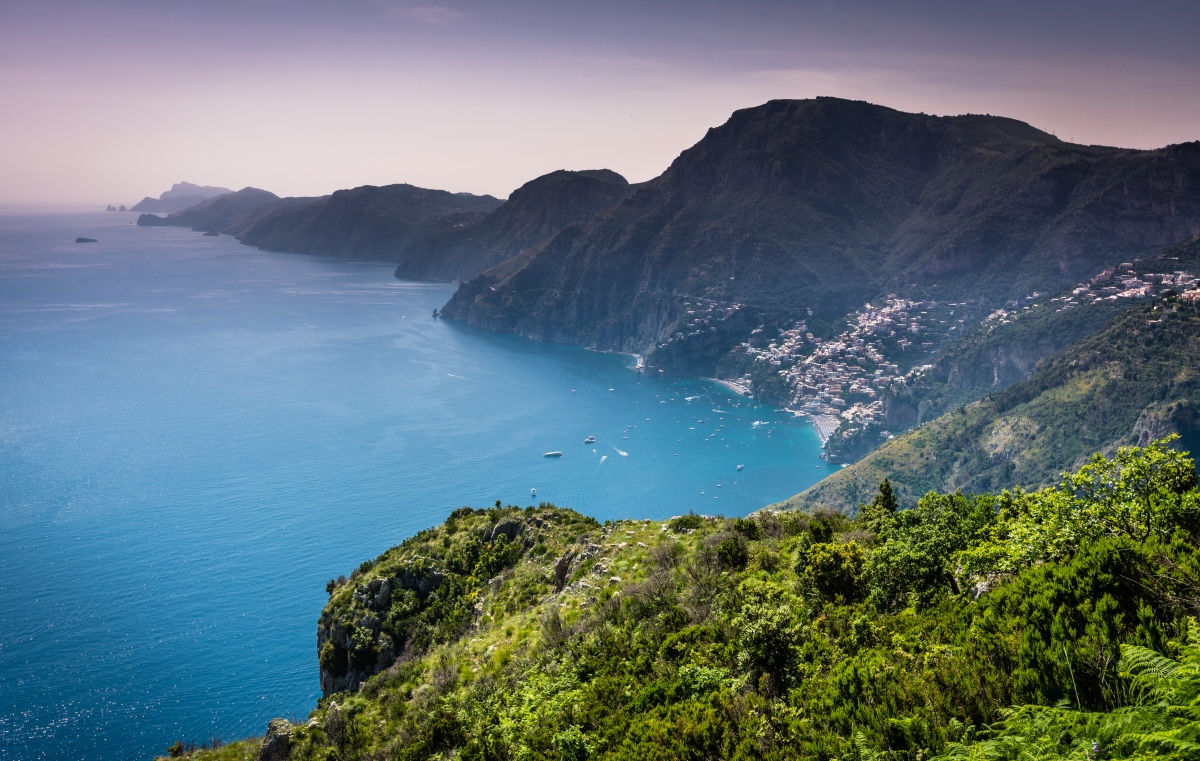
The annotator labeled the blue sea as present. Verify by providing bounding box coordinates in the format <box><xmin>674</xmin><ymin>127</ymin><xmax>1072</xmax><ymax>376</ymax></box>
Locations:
<box><xmin>0</xmin><ymin>213</ymin><xmax>838</xmax><ymax>760</ymax></box>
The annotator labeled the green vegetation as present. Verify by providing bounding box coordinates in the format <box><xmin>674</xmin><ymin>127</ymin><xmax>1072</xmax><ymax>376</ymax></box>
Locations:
<box><xmin>173</xmin><ymin>439</ymin><xmax>1200</xmax><ymax>760</ymax></box>
<box><xmin>787</xmin><ymin>297</ymin><xmax>1200</xmax><ymax>513</ymax></box>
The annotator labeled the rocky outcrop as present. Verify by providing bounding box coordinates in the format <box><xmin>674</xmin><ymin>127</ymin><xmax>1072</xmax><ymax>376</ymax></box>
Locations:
<box><xmin>317</xmin><ymin>561</ymin><xmax>446</xmax><ymax>695</ymax></box>
<box><xmin>484</xmin><ymin>518</ymin><xmax>523</xmax><ymax>543</ymax></box>
<box><xmin>1132</xmin><ymin>400</ymin><xmax>1200</xmax><ymax>451</ymax></box>
<box><xmin>258</xmin><ymin>718</ymin><xmax>293</xmax><ymax>761</ymax></box>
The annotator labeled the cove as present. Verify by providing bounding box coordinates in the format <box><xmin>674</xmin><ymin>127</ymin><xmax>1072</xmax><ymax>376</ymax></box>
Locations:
<box><xmin>0</xmin><ymin>214</ymin><xmax>838</xmax><ymax>760</ymax></box>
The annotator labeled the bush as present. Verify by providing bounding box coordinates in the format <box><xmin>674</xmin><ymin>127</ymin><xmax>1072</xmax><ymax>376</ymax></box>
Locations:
<box><xmin>716</xmin><ymin>534</ymin><xmax>749</xmax><ymax>569</ymax></box>
<box><xmin>669</xmin><ymin>511</ymin><xmax>707</xmax><ymax>532</ymax></box>
<box><xmin>802</xmin><ymin>541</ymin><xmax>866</xmax><ymax>603</ymax></box>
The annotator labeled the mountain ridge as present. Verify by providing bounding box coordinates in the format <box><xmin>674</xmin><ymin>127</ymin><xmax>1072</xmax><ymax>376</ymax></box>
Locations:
<box><xmin>441</xmin><ymin>98</ymin><xmax>1200</xmax><ymax>359</ymax></box>
<box><xmin>130</xmin><ymin>182</ymin><xmax>234</xmax><ymax>213</ymax></box>
<box><xmin>393</xmin><ymin>169</ymin><xmax>634</xmax><ymax>282</ymax></box>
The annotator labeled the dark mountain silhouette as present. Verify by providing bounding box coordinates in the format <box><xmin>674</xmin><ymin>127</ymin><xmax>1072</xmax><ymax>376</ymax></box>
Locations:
<box><xmin>130</xmin><ymin>182</ymin><xmax>234</xmax><ymax>213</ymax></box>
<box><xmin>441</xmin><ymin>98</ymin><xmax>1200</xmax><ymax>353</ymax></box>
<box><xmin>393</xmin><ymin>169</ymin><xmax>633</xmax><ymax>281</ymax></box>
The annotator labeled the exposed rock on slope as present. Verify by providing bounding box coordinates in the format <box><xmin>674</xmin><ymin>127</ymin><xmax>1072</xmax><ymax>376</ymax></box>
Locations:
<box><xmin>442</xmin><ymin>98</ymin><xmax>1200</xmax><ymax>354</ymax></box>
<box><xmin>394</xmin><ymin>169</ymin><xmax>634</xmax><ymax>281</ymax></box>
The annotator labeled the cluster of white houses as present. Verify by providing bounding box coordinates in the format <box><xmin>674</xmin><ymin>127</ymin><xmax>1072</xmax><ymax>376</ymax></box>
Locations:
<box><xmin>731</xmin><ymin>296</ymin><xmax>940</xmax><ymax>437</ymax></box>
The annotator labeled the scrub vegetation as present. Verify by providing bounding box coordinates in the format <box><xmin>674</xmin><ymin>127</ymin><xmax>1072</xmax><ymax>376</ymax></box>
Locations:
<box><xmin>170</xmin><ymin>437</ymin><xmax>1200</xmax><ymax>760</ymax></box>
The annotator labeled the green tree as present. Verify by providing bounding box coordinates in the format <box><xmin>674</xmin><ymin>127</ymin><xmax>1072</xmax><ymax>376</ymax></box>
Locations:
<box><xmin>802</xmin><ymin>541</ymin><xmax>866</xmax><ymax>603</ymax></box>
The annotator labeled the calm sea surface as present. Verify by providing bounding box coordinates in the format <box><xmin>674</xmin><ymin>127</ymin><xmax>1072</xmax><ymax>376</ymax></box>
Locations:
<box><xmin>0</xmin><ymin>213</ymin><xmax>838</xmax><ymax>760</ymax></box>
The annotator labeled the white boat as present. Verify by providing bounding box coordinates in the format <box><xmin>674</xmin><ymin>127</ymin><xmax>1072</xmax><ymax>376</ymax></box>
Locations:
<box><xmin>544</xmin><ymin>451</ymin><xmax>563</xmax><ymax>457</ymax></box>
<box><xmin>531</xmin><ymin>488</ymin><xmax>536</xmax><ymax>496</ymax></box>
<box><xmin>736</xmin><ymin>464</ymin><xmax>744</xmax><ymax>471</ymax></box>
<box><xmin>583</xmin><ymin>436</ymin><xmax>595</xmax><ymax>444</ymax></box>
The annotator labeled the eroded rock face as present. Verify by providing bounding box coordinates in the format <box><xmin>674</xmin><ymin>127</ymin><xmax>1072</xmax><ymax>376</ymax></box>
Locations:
<box><xmin>258</xmin><ymin>718</ymin><xmax>292</xmax><ymax>761</ymax></box>
<box><xmin>485</xmin><ymin>518</ymin><xmax>523</xmax><ymax>543</ymax></box>
<box><xmin>1133</xmin><ymin>400</ymin><xmax>1200</xmax><ymax>450</ymax></box>
<box><xmin>553</xmin><ymin>551</ymin><xmax>575</xmax><ymax>592</ymax></box>
<box><xmin>318</xmin><ymin>561</ymin><xmax>448</xmax><ymax>696</ymax></box>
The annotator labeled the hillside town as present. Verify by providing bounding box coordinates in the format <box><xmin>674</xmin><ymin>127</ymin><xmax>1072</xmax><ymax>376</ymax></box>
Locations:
<box><xmin>985</xmin><ymin>260</ymin><xmax>1200</xmax><ymax>327</ymax></box>
<box><xmin>726</xmin><ymin>296</ymin><xmax>953</xmax><ymax>440</ymax></box>
<box><xmin>665</xmin><ymin>253</ymin><xmax>1200</xmax><ymax>454</ymax></box>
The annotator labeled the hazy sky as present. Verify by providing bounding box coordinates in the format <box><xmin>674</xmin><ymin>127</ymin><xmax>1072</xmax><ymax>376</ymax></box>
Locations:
<box><xmin>3</xmin><ymin>0</ymin><xmax>1199</xmax><ymax>206</ymax></box>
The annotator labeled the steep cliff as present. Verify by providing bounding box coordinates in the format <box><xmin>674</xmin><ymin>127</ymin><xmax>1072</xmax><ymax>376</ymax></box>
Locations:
<box><xmin>394</xmin><ymin>169</ymin><xmax>634</xmax><ymax>282</ymax></box>
<box><xmin>442</xmin><ymin>98</ymin><xmax>1200</xmax><ymax>355</ymax></box>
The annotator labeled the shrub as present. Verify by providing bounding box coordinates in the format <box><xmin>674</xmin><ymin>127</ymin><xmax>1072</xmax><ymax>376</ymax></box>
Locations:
<box><xmin>716</xmin><ymin>534</ymin><xmax>749</xmax><ymax>569</ymax></box>
<box><xmin>669</xmin><ymin>511</ymin><xmax>707</xmax><ymax>532</ymax></box>
<box><xmin>802</xmin><ymin>541</ymin><xmax>866</xmax><ymax>603</ymax></box>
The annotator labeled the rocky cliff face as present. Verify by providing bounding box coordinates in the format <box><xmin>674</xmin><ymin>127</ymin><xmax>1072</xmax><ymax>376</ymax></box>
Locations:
<box><xmin>395</xmin><ymin>169</ymin><xmax>634</xmax><ymax>282</ymax></box>
<box><xmin>316</xmin><ymin>512</ymin><xmax>543</xmax><ymax>697</ymax></box>
<box><xmin>442</xmin><ymin>98</ymin><xmax>1200</xmax><ymax>355</ymax></box>
<box><xmin>317</xmin><ymin>565</ymin><xmax>446</xmax><ymax>695</ymax></box>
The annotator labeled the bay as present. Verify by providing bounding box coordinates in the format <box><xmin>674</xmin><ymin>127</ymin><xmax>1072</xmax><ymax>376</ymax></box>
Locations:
<box><xmin>0</xmin><ymin>213</ymin><xmax>838</xmax><ymax>760</ymax></box>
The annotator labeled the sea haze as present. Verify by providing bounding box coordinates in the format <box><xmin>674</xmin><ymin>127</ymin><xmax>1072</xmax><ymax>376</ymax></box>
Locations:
<box><xmin>0</xmin><ymin>214</ymin><xmax>838</xmax><ymax>760</ymax></box>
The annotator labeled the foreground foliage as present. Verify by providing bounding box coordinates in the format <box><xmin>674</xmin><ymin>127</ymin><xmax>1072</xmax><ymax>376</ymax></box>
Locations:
<box><xmin>178</xmin><ymin>440</ymin><xmax>1200</xmax><ymax>761</ymax></box>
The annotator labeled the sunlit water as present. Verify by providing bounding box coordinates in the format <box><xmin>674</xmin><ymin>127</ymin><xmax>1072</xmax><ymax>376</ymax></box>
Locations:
<box><xmin>0</xmin><ymin>213</ymin><xmax>838</xmax><ymax>760</ymax></box>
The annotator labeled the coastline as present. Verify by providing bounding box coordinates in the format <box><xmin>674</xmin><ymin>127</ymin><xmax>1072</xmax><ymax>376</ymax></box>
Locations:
<box><xmin>808</xmin><ymin>414</ymin><xmax>840</xmax><ymax>445</ymax></box>
<box><xmin>707</xmin><ymin>377</ymin><xmax>752</xmax><ymax>396</ymax></box>
<box><xmin>705</xmin><ymin>376</ymin><xmax>838</xmax><ymax>445</ymax></box>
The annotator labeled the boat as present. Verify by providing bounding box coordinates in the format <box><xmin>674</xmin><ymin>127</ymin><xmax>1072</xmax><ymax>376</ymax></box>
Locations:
<box><xmin>544</xmin><ymin>451</ymin><xmax>563</xmax><ymax>457</ymax></box>
<box><xmin>736</xmin><ymin>464</ymin><xmax>744</xmax><ymax>471</ymax></box>
<box><xmin>531</xmin><ymin>488</ymin><xmax>536</xmax><ymax>496</ymax></box>
<box><xmin>583</xmin><ymin>436</ymin><xmax>595</xmax><ymax>444</ymax></box>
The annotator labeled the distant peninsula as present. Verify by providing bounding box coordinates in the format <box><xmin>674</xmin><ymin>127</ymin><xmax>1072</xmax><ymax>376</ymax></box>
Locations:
<box><xmin>131</xmin><ymin>182</ymin><xmax>233</xmax><ymax>214</ymax></box>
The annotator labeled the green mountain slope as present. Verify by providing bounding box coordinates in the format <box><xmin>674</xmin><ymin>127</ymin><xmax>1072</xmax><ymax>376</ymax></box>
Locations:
<box><xmin>782</xmin><ymin>296</ymin><xmax>1200</xmax><ymax>513</ymax></box>
<box><xmin>442</xmin><ymin>98</ymin><xmax>1200</xmax><ymax>354</ymax></box>
<box><xmin>394</xmin><ymin>169</ymin><xmax>634</xmax><ymax>282</ymax></box>
<box><xmin>169</xmin><ymin>442</ymin><xmax>1200</xmax><ymax>761</ymax></box>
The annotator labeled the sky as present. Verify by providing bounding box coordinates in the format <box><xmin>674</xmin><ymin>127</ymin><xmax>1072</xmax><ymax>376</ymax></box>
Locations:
<box><xmin>2</xmin><ymin>0</ymin><xmax>1199</xmax><ymax>206</ymax></box>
